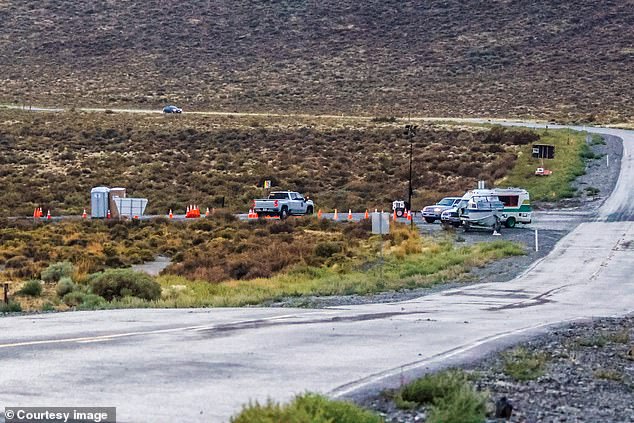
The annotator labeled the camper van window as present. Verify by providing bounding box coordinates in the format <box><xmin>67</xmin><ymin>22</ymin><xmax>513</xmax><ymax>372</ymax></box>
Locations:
<box><xmin>498</xmin><ymin>196</ymin><xmax>518</xmax><ymax>207</ymax></box>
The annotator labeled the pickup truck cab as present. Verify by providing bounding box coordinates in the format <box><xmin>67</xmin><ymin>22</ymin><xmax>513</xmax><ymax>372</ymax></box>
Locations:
<box><xmin>253</xmin><ymin>191</ymin><xmax>314</xmax><ymax>219</ymax></box>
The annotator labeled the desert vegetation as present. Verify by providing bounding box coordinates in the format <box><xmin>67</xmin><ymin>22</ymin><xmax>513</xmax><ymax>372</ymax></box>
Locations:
<box><xmin>0</xmin><ymin>110</ymin><xmax>579</xmax><ymax>217</ymax></box>
<box><xmin>0</xmin><ymin>216</ymin><xmax>524</xmax><ymax>311</ymax></box>
<box><xmin>0</xmin><ymin>1</ymin><xmax>632</xmax><ymax>123</ymax></box>
<box><xmin>231</xmin><ymin>393</ymin><xmax>383</xmax><ymax>423</ymax></box>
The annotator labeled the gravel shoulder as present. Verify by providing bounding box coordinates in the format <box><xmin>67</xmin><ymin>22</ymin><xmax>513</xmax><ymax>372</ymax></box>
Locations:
<box><xmin>268</xmin><ymin>133</ymin><xmax>623</xmax><ymax>309</ymax></box>
<box><xmin>364</xmin><ymin>315</ymin><xmax>634</xmax><ymax>423</ymax></box>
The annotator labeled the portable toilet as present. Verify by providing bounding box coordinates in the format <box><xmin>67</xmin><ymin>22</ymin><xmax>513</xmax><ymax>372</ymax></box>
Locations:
<box><xmin>91</xmin><ymin>187</ymin><xmax>111</xmax><ymax>218</ymax></box>
<box><xmin>109</xmin><ymin>187</ymin><xmax>127</xmax><ymax>219</ymax></box>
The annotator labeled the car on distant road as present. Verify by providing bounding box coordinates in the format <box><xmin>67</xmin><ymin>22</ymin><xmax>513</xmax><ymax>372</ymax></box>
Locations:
<box><xmin>162</xmin><ymin>105</ymin><xmax>182</xmax><ymax>114</ymax></box>
<box><xmin>421</xmin><ymin>197</ymin><xmax>462</xmax><ymax>223</ymax></box>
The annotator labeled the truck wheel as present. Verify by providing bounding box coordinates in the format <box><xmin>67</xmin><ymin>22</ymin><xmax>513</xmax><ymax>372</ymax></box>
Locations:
<box><xmin>280</xmin><ymin>207</ymin><xmax>289</xmax><ymax>220</ymax></box>
<box><xmin>505</xmin><ymin>217</ymin><xmax>516</xmax><ymax>228</ymax></box>
<box><xmin>306</xmin><ymin>206</ymin><xmax>313</xmax><ymax>215</ymax></box>
<box><xmin>463</xmin><ymin>222</ymin><xmax>471</xmax><ymax>232</ymax></box>
<box><xmin>424</xmin><ymin>217</ymin><xmax>435</xmax><ymax>224</ymax></box>
<box><xmin>396</xmin><ymin>209</ymin><xmax>404</xmax><ymax>217</ymax></box>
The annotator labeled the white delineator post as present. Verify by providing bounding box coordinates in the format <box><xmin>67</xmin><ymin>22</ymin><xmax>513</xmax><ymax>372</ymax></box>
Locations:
<box><xmin>535</xmin><ymin>229</ymin><xmax>539</xmax><ymax>252</ymax></box>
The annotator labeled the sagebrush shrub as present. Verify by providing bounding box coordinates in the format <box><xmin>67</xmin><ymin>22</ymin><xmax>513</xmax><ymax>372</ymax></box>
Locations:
<box><xmin>89</xmin><ymin>269</ymin><xmax>161</xmax><ymax>301</ymax></box>
<box><xmin>41</xmin><ymin>261</ymin><xmax>74</xmax><ymax>283</ymax></box>
<box><xmin>55</xmin><ymin>277</ymin><xmax>76</xmax><ymax>297</ymax></box>
<box><xmin>19</xmin><ymin>279</ymin><xmax>43</xmax><ymax>297</ymax></box>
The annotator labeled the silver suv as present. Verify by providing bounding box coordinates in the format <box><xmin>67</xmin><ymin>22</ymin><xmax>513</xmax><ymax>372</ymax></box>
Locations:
<box><xmin>421</xmin><ymin>197</ymin><xmax>461</xmax><ymax>223</ymax></box>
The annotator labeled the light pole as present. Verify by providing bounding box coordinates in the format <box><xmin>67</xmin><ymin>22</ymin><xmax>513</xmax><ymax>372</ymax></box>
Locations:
<box><xmin>404</xmin><ymin>124</ymin><xmax>417</xmax><ymax>228</ymax></box>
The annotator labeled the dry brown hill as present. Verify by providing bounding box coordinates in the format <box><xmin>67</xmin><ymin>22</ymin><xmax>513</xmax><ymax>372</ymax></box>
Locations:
<box><xmin>1</xmin><ymin>1</ymin><xmax>632</xmax><ymax>121</ymax></box>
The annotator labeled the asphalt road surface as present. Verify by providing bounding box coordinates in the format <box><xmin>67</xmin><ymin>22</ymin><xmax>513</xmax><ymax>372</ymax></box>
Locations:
<box><xmin>1</xmin><ymin>122</ymin><xmax>633</xmax><ymax>423</ymax></box>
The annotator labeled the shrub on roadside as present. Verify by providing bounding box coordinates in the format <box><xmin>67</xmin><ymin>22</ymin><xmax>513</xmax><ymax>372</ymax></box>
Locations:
<box><xmin>62</xmin><ymin>291</ymin><xmax>107</xmax><ymax>309</ymax></box>
<box><xmin>502</xmin><ymin>347</ymin><xmax>548</xmax><ymax>381</ymax></box>
<box><xmin>314</xmin><ymin>241</ymin><xmax>343</xmax><ymax>258</ymax></box>
<box><xmin>41</xmin><ymin>261</ymin><xmax>74</xmax><ymax>283</ymax></box>
<box><xmin>18</xmin><ymin>279</ymin><xmax>43</xmax><ymax>297</ymax></box>
<box><xmin>398</xmin><ymin>370</ymin><xmax>487</xmax><ymax>423</ymax></box>
<box><xmin>89</xmin><ymin>269</ymin><xmax>161</xmax><ymax>301</ymax></box>
<box><xmin>55</xmin><ymin>277</ymin><xmax>76</xmax><ymax>297</ymax></box>
<box><xmin>230</xmin><ymin>393</ymin><xmax>383</xmax><ymax>423</ymax></box>
<box><xmin>0</xmin><ymin>300</ymin><xmax>22</xmax><ymax>313</ymax></box>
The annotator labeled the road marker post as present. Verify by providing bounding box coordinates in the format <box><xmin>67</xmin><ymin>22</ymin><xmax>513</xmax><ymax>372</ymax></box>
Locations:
<box><xmin>3</xmin><ymin>283</ymin><xmax>8</xmax><ymax>304</ymax></box>
<box><xmin>535</xmin><ymin>229</ymin><xmax>539</xmax><ymax>252</ymax></box>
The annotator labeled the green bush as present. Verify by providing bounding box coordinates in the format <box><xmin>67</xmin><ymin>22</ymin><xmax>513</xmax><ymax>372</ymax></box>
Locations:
<box><xmin>62</xmin><ymin>291</ymin><xmax>87</xmax><ymax>307</ymax></box>
<box><xmin>502</xmin><ymin>347</ymin><xmax>548</xmax><ymax>381</ymax></box>
<box><xmin>399</xmin><ymin>370</ymin><xmax>487</xmax><ymax>423</ymax></box>
<box><xmin>400</xmin><ymin>370</ymin><xmax>469</xmax><ymax>405</ymax></box>
<box><xmin>41</xmin><ymin>261</ymin><xmax>74</xmax><ymax>283</ymax></box>
<box><xmin>314</xmin><ymin>241</ymin><xmax>343</xmax><ymax>258</ymax></box>
<box><xmin>79</xmin><ymin>294</ymin><xmax>107</xmax><ymax>310</ymax></box>
<box><xmin>231</xmin><ymin>393</ymin><xmax>383</xmax><ymax>423</ymax></box>
<box><xmin>62</xmin><ymin>291</ymin><xmax>106</xmax><ymax>309</ymax></box>
<box><xmin>89</xmin><ymin>269</ymin><xmax>161</xmax><ymax>301</ymax></box>
<box><xmin>55</xmin><ymin>277</ymin><xmax>76</xmax><ymax>297</ymax></box>
<box><xmin>19</xmin><ymin>279</ymin><xmax>43</xmax><ymax>297</ymax></box>
<box><xmin>41</xmin><ymin>302</ymin><xmax>55</xmax><ymax>311</ymax></box>
<box><xmin>0</xmin><ymin>301</ymin><xmax>22</xmax><ymax>313</ymax></box>
<box><xmin>427</xmin><ymin>386</ymin><xmax>487</xmax><ymax>423</ymax></box>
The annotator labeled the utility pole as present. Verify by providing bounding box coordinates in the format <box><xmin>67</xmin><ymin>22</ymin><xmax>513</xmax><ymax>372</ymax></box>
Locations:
<box><xmin>404</xmin><ymin>124</ymin><xmax>417</xmax><ymax>228</ymax></box>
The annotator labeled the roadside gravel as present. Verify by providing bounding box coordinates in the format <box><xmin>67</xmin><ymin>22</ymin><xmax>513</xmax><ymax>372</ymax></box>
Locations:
<box><xmin>365</xmin><ymin>315</ymin><xmax>634</xmax><ymax>423</ymax></box>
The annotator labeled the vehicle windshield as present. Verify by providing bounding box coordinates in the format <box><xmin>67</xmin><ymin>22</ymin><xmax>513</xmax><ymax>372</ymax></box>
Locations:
<box><xmin>268</xmin><ymin>192</ymin><xmax>289</xmax><ymax>200</ymax></box>
<box><xmin>456</xmin><ymin>200</ymin><xmax>468</xmax><ymax>208</ymax></box>
<box><xmin>437</xmin><ymin>198</ymin><xmax>455</xmax><ymax>206</ymax></box>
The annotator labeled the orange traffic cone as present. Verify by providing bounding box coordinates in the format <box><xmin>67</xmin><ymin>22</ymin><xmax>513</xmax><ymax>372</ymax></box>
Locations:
<box><xmin>364</xmin><ymin>209</ymin><xmax>369</xmax><ymax>219</ymax></box>
<box><xmin>407</xmin><ymin>210</ymin><xmax>412</xmax><ymax>221</ymax></box>
<box><xmin>82</xmin><ymin>209</ymin><xmax>87</xmax><ymax>219</ymax></box>
<box><xmin>205</xmin><ymin>207</ymin><xmax>210</xmax><ymax>217</ymax></box>
<box><xmin>169</xmin><ymin>209</ymin><xmax>173</xmax><ymax>219</ymax></box>
<box><xmin>33</xmin><ymin>208</ymin><xmax>39</xmax><ymax>219</ymax></box>
<box><xmin>46</xmin><ymin>210</ymin><xmax>51</xmax><ymax>220</ymax></box>
<box><xmin>40</xmin><ymin>208</ymin><xmax>44</xmax><ymax>218</ymax></box>
<box><xmin>348</xmin><ymin>209</ymin><xmax>353</xmax><ymax>221</ymax></box>
<box><xmin>393</xmin><ymin>210</ymin><xmax>397</xmax><ymax>220</ymax></box>
<box><xmin>333</xmin><ymin>209</ymin><xmax>339</xmax><ymax>220</ymax></box>
<box><xmin>106</xmin><ymin>209</ymin><xmax>111</xmax><ymax>219</ymax></box>
<box><xmin>317</xmin><ymin>209</ymin><xmax>323</xmax><ymax>219</ymax></box>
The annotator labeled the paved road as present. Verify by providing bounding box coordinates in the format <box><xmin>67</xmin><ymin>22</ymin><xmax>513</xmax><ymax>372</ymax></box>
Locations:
<box><xmin>1</xmin><ymin>123</ymin><xmax>633</xmax><ymax>423</ymax></box>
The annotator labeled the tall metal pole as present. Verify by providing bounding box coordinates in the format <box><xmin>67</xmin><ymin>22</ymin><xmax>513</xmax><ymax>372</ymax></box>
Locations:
<box><xmin>408</xmin><ymin>141</ymin><xmax>412</xmax><ymax>209</ymax></box>
<box><xmin>404</xmin><ymin>124</ymin><xmax>417</xmax><ymax>229</ymax></box>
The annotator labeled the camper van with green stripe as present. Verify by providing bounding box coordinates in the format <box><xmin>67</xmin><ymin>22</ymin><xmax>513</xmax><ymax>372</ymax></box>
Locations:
<box><xmin>492</xmin><ymin>187</ymin><xmax>532</xmax><ymax>227</ymax></box>
<box><xmin>441</xmin><ymin>188</ymin><xmax>531</xmax><ymax>229</ymax></box>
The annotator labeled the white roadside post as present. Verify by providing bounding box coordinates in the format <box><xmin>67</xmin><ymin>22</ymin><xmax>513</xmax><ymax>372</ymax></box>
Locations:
<box><xmin>607</xmin><ymin>154</ymin><xmax>609</xmax><ymax>168</ymax></box>
<box><xmin>535</xmin><ymin>229</ymin><xmax>539</xmax><ymax>252</ymax></box>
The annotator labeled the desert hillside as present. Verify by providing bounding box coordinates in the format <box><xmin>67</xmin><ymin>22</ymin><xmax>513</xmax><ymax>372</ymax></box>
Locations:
<box><xmin>0</xmin><ymin>0</ymin><xmax>632</xmax><ymax>121</ymax></box>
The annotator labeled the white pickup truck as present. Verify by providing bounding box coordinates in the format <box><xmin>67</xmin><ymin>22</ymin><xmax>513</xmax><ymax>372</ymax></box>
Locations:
<box><xmin>253</xmin><ymin>191</ymin><xmax>315</xmax><ymax>219</ymax></box>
